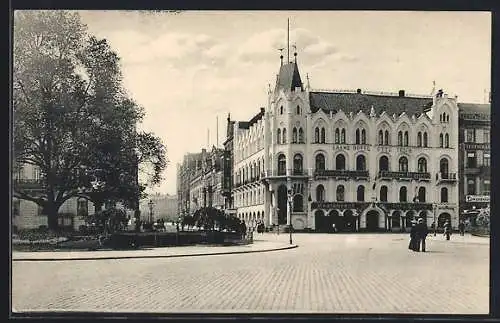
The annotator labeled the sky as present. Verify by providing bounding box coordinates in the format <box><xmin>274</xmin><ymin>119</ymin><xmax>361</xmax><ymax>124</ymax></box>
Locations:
<box><xmin>77</xmin><ymin>10</ymin><xmax>491</xmax><ymax>196</ymax></box>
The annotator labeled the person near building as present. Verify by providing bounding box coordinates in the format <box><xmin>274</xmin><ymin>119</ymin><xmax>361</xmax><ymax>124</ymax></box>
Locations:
<box><xmin>332</xmin><ymin>223</ymin><xmax>336</xmax><ymax>233</ymax></box>
<box><xmin>240</xmin><ymin>220</ymin><xmax>247</xmax><ymax>240</ymax></box>
<box><xmin>444</xmin><ymin>220</ymin><xmax>452</xmax><ymax>240</ymax></box>
<box><xmin>458</xmin><ymin>221</ymin><xmax>465</xmax><ymax>236</ymax></box>
<box><xmin>409</xmin><ymin>220</ymin><xmax>419</xmax><ymax>251</ymax></box>
<box><xmin>416</xmin><ymin>218</ymin><xmax>428</xmax><ymax>252</ymax></box>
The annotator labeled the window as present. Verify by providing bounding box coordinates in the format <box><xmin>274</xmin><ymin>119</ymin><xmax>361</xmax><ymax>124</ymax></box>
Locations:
<box><xmin>282</xmin><ymin>128</ymin><xmax>287</xmax><ymax>144</ymax></box>
<box><xmin>403</xmin><ymin>131</ymin><xmax>409</xmax><ymax>146</ymax></box>
<box><xmin>384</xmin><ymin>130</ymin><xmax>389</xmax><ymax>145</ymax></box>
<box><xmin>280</xmin><ymin>106</ymin><xmax>284</xmax><ymax>115</ymax></box>
<box><xmin>77</xmin><ymin>199</ymin><xmax>88</xmax><ymax>217</ymax></box>
<box><xmin>444</xmin><ymin>133</ymin><xmax>449</xmax><ymax>148</ymax></box>
<box><xmin>466</xmin><ymin>129</ymin><xmax>475</xmax><ymax>143</ymax></box>
<box><xmin>399</xmin><ymin>187</ymin><xmax>407</xmax><ymax>202</ymax></box>
<box><xmin>423</xmin><ymin>132</ymin><xmax>428</xmax><ymax>147</ymax></box>
<box><xmin>398</xmin><ymin>131</ymin><xmax>403</xmax><ymax>146</ymax></box>
<box><xmin>296</xmin><ymin>105</ymin><xmax>300</xmax><ymax>115</ymax></box>
<box><xmin>356</xmin><ymin>129</ymin><xmax>360</xmax><ymax>144</ymax></box>
<box><xmin>440</xmin><ymin>158</ymin><xmax>449</xmax><ymax>175</ymax></box>
<box><xmin>417</xmin><ymin>132</ymin><xmax>422</xmax><ymax>147</ymax></box>
<box><xmin>417</xmin><ymin>187</ymin><xmax>426</xmax><ymax>203</ymax></box>
<box><xmin>361</xmin><ymin>129</ymin><xmax>366</xmax><ymax>144</ymax></box>
<box><xmin>446</xmin><ymin>115</ymin><xmax>450</xmax><ymax>122</ymax></box>
<box><xmin>467</xmin><ymin>178</ymin><xmax>476</xmax><ymax>195</ymax></box>
<box><xmin>12</xmin><ymin>199</ymin><xmax>20</xmax><ymax>217</ymax></box>
<box><xmin>336</xmin><ymin>185</ymin><xmax>345</xmax><ymax>202</ymax></box>
<box><xmin>341</xmin><ymin>129</ymin><xmax>346</xmax><ymax>143</ymax></box>
<box><xmin>335</xmin><ymin>128</ymin><xmax>340</xmax><ymax>143</ymax></box>
<box><xmin>440</xmin><ymin>114</ymin><xmax>442</xmax><ymax>122</ymax></box>
<box><xmin>380</xmin><ymin>186</ymin><xmax>388</xmax><ymax>202</ymax></box>
<box><xmin>293</xmin><ymin>154</ymin><xmax>303</xmax><ymax>174</ymax></box>
<box><xmin>315</xmin><ymin>127</ymin><xmax>320</xmax><ymax>143</ymax></box>
<box><xmin>315</xmin><ymin>154</ymin><xmax>325</xmax><ymax>171</ymax></box>
<box><xmin>336</xmin><ymin>154</ymin><xmax>346</xmax><ymax>170</ymax></box>
<box><xmin>467</xmin><ymin>152</ymin><xmax>477</xmax><ymax>168</ymax></box>
<box><xmin>357</xmin><ymin>185</ymin><xmax>365</xmax><ymax>202</ymax></box>
<box><xmin>37</xmin><ymin>204</ymin><xmax>43</xmax><ymax>216</ymax></box>
<box><xmin>292</xmin><ymin>128</ymin><xmax>298</xmax><ymax>143</ymax></box>
<box><xmin>483</xmin><ymin>153</ymin><xmax>490</xmax><ymax>167</ymax></box>
<box><xmin>483</xmin><ymin>179</ymin><xmax>490</xmax><ymax>195</ymax></box>
<box><xmin>32</xmin><ymin>166</ymin><xmax>41</xmax><ymax>180</ymax></box>
<box><xmin>356</xmin><ymin>155</ymin><xmax>366</xmax><ymax>171</ymax></box>
<box><xmin>378</xmin><ymin>130</ymin><xmax>383</xmax><ymax>145</ymax></box>
<box><xmin>320</xmin><ymin>128</ymin><xmax>326</xmax><ymax>143</ymax></box>
<box><xmin>441</xmin><ymin>187</ymin><xmax>448</xmax><ymax>203</ymax></box>
<box><xmin>277</xmin><ymin>154</ymin><xmax>286</xmax><ymax>175</ymax></box>
<box><xmin>298</xmin><ymin>128</ymin><xmax>304</xmax><ymax>143</ymax></box>
<box><xmin>379</xmin><ymin>156</ymin><xmax>389</xmax><ymax>172</ymax></box>
<box><xmin>293</xmin><ymin>194</ymin><xmax>304</xmax><ymax>212</ymax></box>
<box><xmin>417</xmin><ymin>157</ymin><xmax>427</xmax><ymax>173</ymax></box>
<box><xmin>399</xmin><ymin>157</ymin><xmax>408</xmax><ymax>172</ymax></box>
<box><xmin>483</xmin><ymin>130</ymin><xmax>490</xmax><ymax>143</ymax></box>
<box><xmin>316</xmin><ymin>185</ymin><xmax>325</xmax><ymax>202</ymax></box>
<box><xmin>439</xmin><ymin>133</ymin><xmax>443</xmax><ymax>147</ymax></box>
<box><xmin>277</xmin><ymin>129</ymin><xmax>281</xmax><ymax>144</ymax></box>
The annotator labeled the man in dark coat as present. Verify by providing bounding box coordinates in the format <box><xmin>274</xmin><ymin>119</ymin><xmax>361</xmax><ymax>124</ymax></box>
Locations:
<box><xmin>444</xmin><ymin>220</ymin><xmax>452</xmax><ymax>240</ymax></box>
<box><xmin>409</xmin><ymin>220</ymin><xmax>418</xmax><ymax>251</ymax></box>
<box><xmin>416</xmin><ymin>218</ymin><xmax>428</xmax><ymax>252</ymax></box>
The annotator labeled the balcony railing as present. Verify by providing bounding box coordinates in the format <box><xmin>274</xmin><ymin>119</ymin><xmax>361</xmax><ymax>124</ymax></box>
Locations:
<box><xmin>314</xmin><ymin>169</ymin><xmax>369</xmax><ymax>179</ymax></box>
<box><xmin>13</xmin><ymin>178</ymin><xmax>45</xmax><ymax>190</ymax></box>
<box><xmin>378</xmin><ymin>171</ymin><xmax>431</xmax><ymax>181</ymax></box>
<box><xmin>261</xmin><ymin>169</ymin><xmax>309</xmax><ymax>178</ymax></box>
<box><xmin>437</xmin><ymin>172</ymin><xmax>457</xmax><ymax>182</ymax></box>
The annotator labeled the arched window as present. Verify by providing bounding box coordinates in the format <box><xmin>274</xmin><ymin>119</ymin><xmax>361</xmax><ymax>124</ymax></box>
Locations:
<box><xmin>316</xmin><ymin>185</ymin><xmax>325</xmax><ymax>202</ymax></box>
<box><xmin>335</xmin><ymin>128</ymin><xmax>340</xmax><ymax>143</ymax></box>
<box><xmin>446</xmin><ymin>114</ymin><xmax>450</xmax><ymax>122</ymax></box>
<box><xmin>298</xmin><ymin>128</ymin><xmax>304</xmax><ymax>143</ymax></box>
<box><xmin>336</xmin><ymin>185</ymin><xmax>345</xmax><ymax>202</ymax></box>
<box><xmin>441</xmin><ymin>187</ymin><xmax>448</xmax><ymax>203</ymax></box>
<box><xmin>378</xmin><ymin>130</ymin><xmax>383</xmax><ymax>145</ymax></box>
<box><xmin>277</xmin><ymin>129</ymin><xmax>281</xmax><ymax>144</ymax></box>
<box><xmin>315</xmin><ymin>127</ymin><xmax>320</xmax><ymax>143</ymax></box>
<box><xmin>292</xmin><ymin>128</ymin><xmax>298</xmax><ymax>143</ymax></box>
<box><xmin>361</xmin><ymin>129</ymin><xmax>366</xmax><ymax>144</ymax></box>
<box><xmin>315</xmin><ymin>154</ymin><xmax>325</xmax><ymax>171</ymax></box>
<box><xmin>418</xmin><ymin>187</ymin><xmax>426</xmax><ymax>203</ymax></box>
<box><xmin>277</xmin><ymin>154</ymin><xmax>286</xmax><ymax>175</ymax></box>
<box><xmin>379</xmin><ymin>156</ymin><xmax>389</xmax><ymax>172</ymax></box>
<box><xmin>423</xmin><ymin>132</ymin><xmax>428</xmax><ymax>147</ymax></box>
<box><xmin>384</xmin><ymin>130</ymin><xmax>389</xmax><ymax>145</ymax></box>
<box><xmin>417</xmin><ymin>157</ymin><xmax>427</xmax><ymax>173</ymax></box>
<box><xmin>356</xmin><ymin>155</ymin><xmax>366</xmax><ymax>171</ymax></box>
<box><xmin>341</xmin><ymin>129</ymin><xmax>346</xmax><ymax>143</ymax></box>
<box><xmin>355</xmin><ymin>129</ymin><xmax>360</xmax><ymax>144</ymax></box>
<box><xmin>293</xmin><ymin>194</ymin><xmax>304</xmax><ymax>212</ymax></box>
<box><xmin>357</xmin><ymin>185</ymin><xmax>365</xmax><ymax>202</ymax></box>
<box><xmin>399</xmin><ymin>156</ymin><xmax>408</xmax><ymax>172</ymax></box>
<box><xmin>296</xmin><ymin>105</ymin><xmax>300</xmax><ymax>115</ymax></box>
<box><xmin>404</xmin><ymin>131</ymin><xmax>409</xmax><ymax>146</ymax></box>
<box><xmin>439</xmin><ymin>133</ymin><xmax>444</xmax><ymax>147</ymax></box>
<box><xmin>282</xmin><ymin>128</ymin><xmax>287</xmax><ymax>144</ymax></box>
<box><xmin>336</xmin><ymin>154</ymin><xmax>346</xmax><ymax>170</ymax></box>
<box><xmin>417</xmin><ymin>132</ymin><xmax>422</xmax><ymax>147</ymax></box>
<box><xmin>440</xmin><ymin>158</ymin><xmax>449</xmax><ymax>175</ymax></box>
<box><xmin>293</xmin><ymin>154</ymin><xmax>303</xmax><ymax>174</ymax></box>
<box><xmin>440</xmin><ymin>114</ymin><xmax>442</xmax><ymax>122</ymax></box>
<box><xmin>398</xmin><ymin>131</ymin><xmax>403</xmax><ymax>146</ymax></box>
<box><xmin>399</xmin><ymin>186</ymin><xmax>407</xmax><ymax>202</ymax></box>
<box><xmin>380</xmin><ymin>186</ymin><xmax>388</xmax><ymax>202</ymax></box>
<box><xmin>320</xmin><ymin>127</ymin><xmax>326</xmax><ymax>143</ymax></box>
<box><xmin>444</xmin><ymin>133</ymin><xmax>449</xmax><ymax>148</ymax></box>
<box><xmin>280</xmin><ymin>106</ymin><xmax>283</xmax><ymax>115</ymax></box>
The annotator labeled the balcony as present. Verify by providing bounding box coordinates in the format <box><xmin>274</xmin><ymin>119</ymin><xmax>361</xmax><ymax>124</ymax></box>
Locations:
<box><xmin>261</xmin><ymin>169</ymin><xmax>309</xmax><ymax>179</ymax></box>
<box><xmin>13</xmin><ymin>178</ymin><xmax>45</xmax><ymax>190</ymax></box>
<box><xmin>378</xmin><ymin>171</ymin><xmax>431</xmax><ymax>181</ymax></box>
<box><xmin>464</xmin><ymin>167</ymin><xmax>480</xmax><ymax>175</ymax></box>
<box><xmin>437</xmin><ymin>172</ymin><xmax>458</xmax><ymax>183</ymax></box>
<box><xmin>314</xmin><ymin>169</ymin><xmax>369</xmax><ymax>180</ymax></box>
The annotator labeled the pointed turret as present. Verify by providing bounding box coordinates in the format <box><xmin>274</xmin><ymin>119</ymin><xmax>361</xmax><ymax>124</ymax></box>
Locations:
<box><xmin>274</xmin><ymin>61</ymin><xmax>304</xmax><ymax>93</ymax></box>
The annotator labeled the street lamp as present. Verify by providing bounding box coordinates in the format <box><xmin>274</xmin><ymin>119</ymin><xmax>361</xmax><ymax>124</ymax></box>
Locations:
<box><xmin>148</xmin><ymin>199</ymin><xmax>154</xmax><ymax>224</ymax></box>
<box><xmin>433</xmin><ymin>203</ymin><xmax>437</xmax><ymax>236</ymax></box>
<box><xmin>287</xmin><ymin>189</ymin><xmax>293</xmax><ymax>245</ymax></box>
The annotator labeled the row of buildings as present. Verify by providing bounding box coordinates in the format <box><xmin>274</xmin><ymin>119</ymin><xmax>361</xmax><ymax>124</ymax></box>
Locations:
<box><xmin>176</xmin><ymin>51</ymin><xmax>490</xmax><ymax>232</ymax></box>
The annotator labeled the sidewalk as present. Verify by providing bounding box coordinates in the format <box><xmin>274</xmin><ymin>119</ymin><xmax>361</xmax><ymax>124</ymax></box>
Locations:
<box><xmin>12</xmin><ymin>236</ymin><xmax>297</xmax><ymax>262</ymax></box>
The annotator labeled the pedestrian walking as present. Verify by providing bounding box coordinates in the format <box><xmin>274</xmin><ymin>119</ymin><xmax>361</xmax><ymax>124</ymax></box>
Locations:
<box><xmin>240</xmin><ymin>220</ymin><xmax>247</xmax><ymax>240</ymax></box>
<box><xmin>332</xmin><ymin>223</ymin><xmax>336</xmax><ymax>233</ymax></box>
<box><xmin>416</xmin><ymin>218</ymin><xmax>428</xmax><ymax>252</ymax></box>
<box><xmin>444</xmin><ymin>220</ymin><xmax>452</xmax><ymax>240</ymax></box>
<box><xmin>409</xmin><ymin>220</ymin><xmax>418</xmax><ymax>251</ymax></box>
<box><xmin>458</xmin><ymin>221</ymin><xmax>465</xmax><ymax>236</ymax></box>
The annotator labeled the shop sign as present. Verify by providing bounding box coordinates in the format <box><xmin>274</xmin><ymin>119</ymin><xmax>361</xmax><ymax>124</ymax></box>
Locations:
<box><xmin>465</xmin><ymin>195</ymin><xmax>490</xmax><ymax>203</ymax></box>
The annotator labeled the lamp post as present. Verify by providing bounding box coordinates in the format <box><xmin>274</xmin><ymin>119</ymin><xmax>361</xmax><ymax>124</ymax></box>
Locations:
<box><xmin>287</xmin><ymin>189</ymin><xmax>293</xmax><ymax>245</ymax></box>
<box><xmin>433</xmin><ymin>203</ymin><xmax>437</xmax><ymax>236</ymax></box>
<box><xmin>148</xmin><ymin>199</ymin><xmax>154</xmax><ymax>224</ymax></box>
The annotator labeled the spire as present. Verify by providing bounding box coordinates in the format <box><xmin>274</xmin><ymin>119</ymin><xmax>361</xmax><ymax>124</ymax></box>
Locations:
<box><xmin>287</xmin><ymin>18</ymin><xmax>290</xmax><ymax>64</ymax></box>
<box><xmin>306</xmin><ymin>73</ymin><xmax>310</xmax><ymax>90</ymax></box>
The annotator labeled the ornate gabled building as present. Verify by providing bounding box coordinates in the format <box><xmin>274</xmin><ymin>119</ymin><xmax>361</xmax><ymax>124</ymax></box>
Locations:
<box><xmin>232</xmin><ymin>51</ymin><xmax>460</xmax><ymax>232</ymax></box>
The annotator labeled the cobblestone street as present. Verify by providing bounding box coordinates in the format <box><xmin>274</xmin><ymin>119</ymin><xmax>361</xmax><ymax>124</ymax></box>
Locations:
<box><xmin>12</xmin><ymin>233</ymin><xmax>489</xmax><ymax>314</ymax></box>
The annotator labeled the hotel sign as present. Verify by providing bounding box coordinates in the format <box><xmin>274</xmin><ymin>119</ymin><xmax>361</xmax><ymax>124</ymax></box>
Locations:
<box><xmin>460</xmin><ymin>113</ymin><xmax>490</xmax><ymax>121</ymax></box>
<box><xmin>463</xmin><ymin>143</ymin><xmax>490</xmax><ymax>150</ymax></box>
<box><xmin>334</xmin><ymin>144</ymin><xmax>370</xmax><ymax>151</ymax></box>
<box><xmin>311</xmin><ymin>202</ymin><xmax>368</xmax><ymax>210</ymax></box>
<box><xmin>465</xmin><ymin>195</ymin><xmax>490</xmax><ymax>203</ymax></box>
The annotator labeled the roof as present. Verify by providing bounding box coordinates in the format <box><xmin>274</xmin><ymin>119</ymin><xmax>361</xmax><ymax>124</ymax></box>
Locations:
<box><xmin>458</xmin><ymin>103</ymin><xmax>490</xmax><ymax>115</ymax></box>
<box><xmin>238</xmin><ymin>108</ymin><xmax>265</xmax><ymax>129</ymax></box>
<box><xmin>275</xmin><ymin>62</ymin><xmax>303</xmax><ymax>93</ymax></box>
<box><xmin>308</xmin><ymin>92</ymin><xmax>432</xmax><ymax>117</ymax></box>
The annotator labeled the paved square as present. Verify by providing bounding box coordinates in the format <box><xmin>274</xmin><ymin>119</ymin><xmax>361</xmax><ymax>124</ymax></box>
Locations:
<box><xmin>12</xmin><ymin>233</ymin><xmax>489</xmax><ymax>314</ymax></box>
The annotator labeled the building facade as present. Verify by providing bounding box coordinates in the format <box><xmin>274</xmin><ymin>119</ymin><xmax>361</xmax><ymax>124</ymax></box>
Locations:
<box><xmin>222</xmin><ymin>115</ymin><xmax>237</xmax><ymax>216</ymax></box>
<box><xmin>140</xmin><ymin>193</ymin><xmax>178</xmax><ymax>222</ymax></box>
<box><xmin>176</xmin><ymin>152</ymin><xmax>203</xmax><ymax>218</ymax></box>
<box><xmin>230</xmin><ymin>53</ymin><xmax>460</xmax><ymax>232</ymax></box>
<box><xmin>458</xmin><ymin>103</ymin><xmax>491</xmax><ymax>217</ymax></box>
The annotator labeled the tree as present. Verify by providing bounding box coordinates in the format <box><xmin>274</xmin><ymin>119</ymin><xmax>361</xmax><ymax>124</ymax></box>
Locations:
<box><xmin>13</xmin><ymin>11</ymin><xmax>167</xmax><ymax>230</ymax></box>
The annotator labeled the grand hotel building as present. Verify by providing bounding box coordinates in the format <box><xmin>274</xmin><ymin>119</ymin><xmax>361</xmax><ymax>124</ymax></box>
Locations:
<box><xmin>230</xmin><ymin>53</ymin><xmax>459</xmax><ymax>232</ymax></box>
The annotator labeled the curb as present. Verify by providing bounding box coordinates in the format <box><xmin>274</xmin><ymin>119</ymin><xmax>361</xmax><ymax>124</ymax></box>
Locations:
<box><xmin>12</xmin><ymin>244</ymin><xmax>298</xmax><ymax>262</ymax></box>
<box><xmin>470</xmin><ymin>233</ymin><xmax>490</xmax><ymax>238</ymax></box>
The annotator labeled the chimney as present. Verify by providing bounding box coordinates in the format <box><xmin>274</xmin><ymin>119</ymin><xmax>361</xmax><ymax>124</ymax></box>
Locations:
<box><xmin>356</xmin><ymin>88</ymin><xmax>362</xmax><ymax>94</ymax></box>
<box><xmin>399</xmin><ymin>90</ymin><xmax>405</xmax><ymax>97</ymax></box>
<box><xmin>260</xmin><ymin>107</ymin><xmax>265</xmax><ymax>113</ymax></box>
